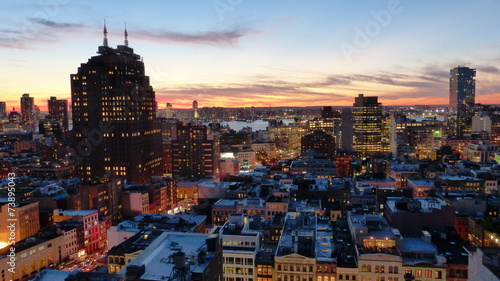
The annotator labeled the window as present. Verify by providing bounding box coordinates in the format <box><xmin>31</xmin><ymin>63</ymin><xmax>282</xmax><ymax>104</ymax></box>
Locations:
<box><xmin>435</xmin><ymin>271</ymin><xmax>442</xmax><ymax>279</ymax></box>
<box><xmin>394</xmin><ymin>266</ymin><xmax>398</xmax><ymax>274</ymax></box>
<box><xmin>425</xmin><ymin>270</ymin><xmax>432</xmax><ymax>278</ymax></box>
<box><xmin>416</xmin><ymin>270</ymin><xmax>422</xmax><ymax>278</ymax></box>
<box><xmin>388</xmin><ymin>266</ymin><xmax>393</xmax><ymax>273</ymax></box>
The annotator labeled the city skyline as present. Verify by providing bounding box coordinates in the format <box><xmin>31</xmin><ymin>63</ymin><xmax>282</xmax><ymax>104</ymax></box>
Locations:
<box><xmin>1</xmin><ymin>0</ymin><xmax>500</xmax><ymax>111</ymax></box>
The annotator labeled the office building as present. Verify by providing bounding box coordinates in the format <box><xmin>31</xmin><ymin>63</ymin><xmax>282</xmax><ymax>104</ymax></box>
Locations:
<box><xmin>48</xmin><ymin>96</ymin><xmax>69</xmax><ymax>132</ymax></box>
<box><xmin>71</xmin><ymin>25</ymin><xmax>163</xmax><ymax>183</ymax></box>
<box><xmin>20</xmin><ymin>93</ymin><xmax>36</xmax><ymax>131</ymax></box>
<box><xmin>340</xmin><ymin>107</ymin><xmax>354</xmax><ymax>150</ymax></box>
<box><xmin>171</xmin><ymin>122</ymin><xmax>219</xmax><ymax>178</ymax></box>
<box><xmin>301</xmin><ymin>129</ymin><xmax>335</xmax><ymax>160</ymax></box>
<box><xmin>79</xmin><ymin>178</ymin><xmax>123</xmax><ymax>221</ymax></box>
<box><xmin>20</xmin><ymin>93</ymin><xmax>34</xmax><ymax>125</ymax></box>
<box><xmin>353</xmin><ymin>94</ymin><xmax>383</xmax><ymax>157</ymax></box>
<box><xmin>0</xmin><ymin>101</ymin><xmax>6</xmax><ymax>118</ymax></box>
<box><xmin>449</xmin><ymin>66</ymin><xmax>476</xmax><ymax>136</ymax></box>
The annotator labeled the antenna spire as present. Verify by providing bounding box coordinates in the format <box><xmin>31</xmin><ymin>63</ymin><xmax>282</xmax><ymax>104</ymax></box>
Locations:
<box><xmin>103</xmin><ymin>19</ymin><xmax>108</xmax><ymax>47</ymax></box>
<box><xmin>124</xmin><ymin>22</ymin><xmax>129</xmax><ymax>47</ymax></box>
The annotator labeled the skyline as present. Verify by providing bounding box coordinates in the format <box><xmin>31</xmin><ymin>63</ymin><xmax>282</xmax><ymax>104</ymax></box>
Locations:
<box><xmin>1</xmin><ymin>0</ymin><xmax>500</xmax><ymax>111</ymax></box>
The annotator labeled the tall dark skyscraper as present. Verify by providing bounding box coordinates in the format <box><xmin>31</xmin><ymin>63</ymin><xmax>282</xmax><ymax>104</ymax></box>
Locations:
<box><xmin>0</xmin><ymin>102</ymin><xmax>6</xmax><ymax>118</ymax></box>
<box><xmin>353</xmin><ymin>94</ymin><xmax>383</xmax><ymax>157</ymax></box>
<box><xmin>48</xmin><ymin>96</ymin><xmax>69</xmax><ymax>132</ymax></box>
<box><xmin>171</xmin><ymin>122</ymin><xmax>219</xmax><ymax>178</ymax></box>
<box><xmin>71</xmin><ymin>25</ymin><xmax>163</xmax><ymax>183</ymax></box>
<box><xmin>340</xmin><ymin>107</ymin><xmax>353</xmax><ymax>150</ymax></box>
<box><xmin>449</xmin><ymin>66</ymin><xmax>476</xmax><ymax>136</ymax></box>
<box><xmin>20</xmin><ymin>93</ymin><xmax>35</xmax><ymax>129</ymax></box>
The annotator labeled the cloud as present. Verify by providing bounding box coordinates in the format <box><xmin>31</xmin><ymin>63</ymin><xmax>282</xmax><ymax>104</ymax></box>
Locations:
<box><xmin>154</xmin><ymin>81</ymin><xmax>349</xmax><ymax>108</ymax></box>
<box><xmin>0</xmin><ymin>28</ymin><xmax>22</xmax><ymax>34</ymax></box>
<box><xmin>136</xmin><ymin>28</ymin><xmax>257</xmax><ymax>46</ymax></box>
<box><xmin>0</xmin><ymin>18</ymin><xmax>85</xmax><ymax>50</ymax></box>
<box><xmin>477</xmin><ymin>65</ymin><xmax>499</xmax><ymax>73</ymax></box>
<box><xmin>0</xmin><ymin>36</ymin><xmax>27</xmax><ymax>49</ymax></box>
<box><xmin>28</xmin><ymin>18</ymin><xmax>83</xmax><ymax>29</ymax></box>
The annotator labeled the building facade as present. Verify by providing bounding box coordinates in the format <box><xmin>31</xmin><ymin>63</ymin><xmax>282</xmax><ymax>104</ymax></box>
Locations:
<box><xmin>353</xmin><ymin>94</ymin><xmax>383</xmax><ymax>157</ymax></box>
<box><xmin>71</xmin><ymin>32</ymin><xmax>163</xmax><ymax>183</ymax></box>
<box><xmin>449</xmin><ymin>66</ymin><xmax>476</xmax><ymax>136</ymax></box>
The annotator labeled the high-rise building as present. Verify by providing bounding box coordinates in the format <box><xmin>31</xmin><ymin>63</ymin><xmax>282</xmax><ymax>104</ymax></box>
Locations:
<box><xmin>0</xmin><ymin>102</ymin><xmax>6</xmax><ymax>118</ymax></box>
<box><xmin>301</xmin><ymin>129</ymin><xmax>335</xmax><ymax>160</ymax></box>
<box><xmin>48</xmin><ymin>96</ymin><xmax>69</xmax><ymax>132</ymax></box>
<box><xmin>171</xmin><ymin>122</ymin><xmax>219</xmax><ymax>178</ymax></box>
<box><xmin>353</xmin><ymin>94</ymin><xmax>383</xmax><ymax>157</ymax></box>
<box><xmin>449</xmin><ymin>66</ymin><xmax>476</xmax><ymax>136</ymax></box>
<box><xmin>166</xmin><ymin>102</ymin><xmax>173</xmax><ymax>118</ymax></box>
<box><xmin>20</xmin><ymin>93</ymin><xmax>35</xmax><ymax>130</ymax></box>
<box><xmin>321</xmin><ymin>106</ymin><xmax>334</xmax><ymax>118</ymax></box>
<box><xmin>71</xmin><ymin>25</ymin><xmax>163</xmax><ymax>183</ymax></box>
<box><xmin>307</xmin><ymin>107</ymin><xmax>341</xmax><ymax>149</ymax></box>
<box><xmin>79</xmin><ymin>178</ymin><xmax>123</xmax><ymax>221</ymax></box>
<box><xmin>193</xmin><ymin>100</ymin><xmax>199</xmax><ymax>119</ymax></box>
<box><xmin>340</xmin><ymin>107</ymin><xmax>354</xmax><ymax>150</ymax></box>
<box><xmin>8</xmin><ymin>108</ymin><xmax>20</xmax><ymax>124</ymax></box>
<box><xmin>39</xmin><ymin>119</ymin><xmax>64</xmax><ymax>141</ymax></box>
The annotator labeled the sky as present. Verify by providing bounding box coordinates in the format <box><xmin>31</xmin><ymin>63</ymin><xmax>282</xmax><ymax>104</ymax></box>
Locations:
<box><xmin>1</xmin><ymin>0</ymin><xmax>500</xmax><ymax>111</ymax></box>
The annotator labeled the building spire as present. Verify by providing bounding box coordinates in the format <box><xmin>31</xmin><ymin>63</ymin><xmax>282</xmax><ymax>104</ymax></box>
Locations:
<box><xmin>103</xmin><ymin>19</ymin><xmax>108</xmax><ymax>47</ymax></box>
<box><xmin>124</xmin><ymin>22</ymin><xmax>128</xmax><ymax>47</ymax></box>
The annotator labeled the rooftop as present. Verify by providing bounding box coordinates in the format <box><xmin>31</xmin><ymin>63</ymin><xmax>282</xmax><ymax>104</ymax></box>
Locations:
<box><xmin>438</xmin><ymin>175</ymin><xmax>482</xmax><ymax>181</ymax></box>
<box><xmin>316</xmin><ymin>218</ymin><xmax>335</xmax><ymax>262</ymax></box>
<box><xmin>432</xmin><ymin>234</ymin><xmax>468</xmax><ymax>265</ymax></box>
<box><xmin>108</xmin><ymin>229</ymin><xmax>165</xmax><ymax>256</ymax></box>
<box><xmin>386</xmin><ymin>197</ymin><xmax>448</xmax><ymax>213</ymax></box>
<box><xmin>31</xmin><ymin>269</ymin><xmax>78</xmax><ymax>281</ymax></box>
<box><xmin>115</xmin><ymin>214</ymin><xmax>206</xmax><ymax>233</ymax></box>
<box><xmin>123</xmin><ymin>232</ymin><xmax>217</xmax><ymax>281</ymax></box>
<box><xmin>55</xmin><ymin>209</ymin><xmax>98</xmax><ymax>216</ymax></box>
<box><xmin>407</xmin><ymin>178</ymin><xmax>435</xmax><ymax>187</ymax></box>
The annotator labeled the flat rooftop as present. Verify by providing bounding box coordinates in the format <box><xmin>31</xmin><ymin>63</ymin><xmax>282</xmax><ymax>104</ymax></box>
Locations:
<box><xmin>386</xmin><ymin>197</ymin><xmax>447</xmax><ymax>213</ymax></box>
<box><xmin>31</xmin><ymin>269</ymin><xmax>78</xmax><ymax>281</ymax></box>
<box><xmin>398</xmin><ymin>238</ymin><xmax>437</xmax><ymax>253</ymax></box>
<box><xmin>316</xmin><ymin>219</ymin><xmax>335</xmax><ymax>262</ymax></box>
<box><xmin>123</xmin><ymin>232</ymin><xmax>216</xmax><ymax>281</ymax></box>
<box><xmin>408</xmin><ymin>178</ymin><xmax>435</xmax><ymax>187</ymax></box>
<box><xmin>115</xmin><ymin>214</ymin><xmax>206</xmax><ymax>233</ymax></box>
<box><xmin>56</xmin><ymin>209</ymin><xmax>98</xmax><ymax>216</ymax></box>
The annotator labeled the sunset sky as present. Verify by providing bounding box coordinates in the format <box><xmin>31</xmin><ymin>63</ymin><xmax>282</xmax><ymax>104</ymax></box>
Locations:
<box><xmin>1</xmin><ymin>0</ymin><xmax>500</xmax><ymax>111</ymax></box>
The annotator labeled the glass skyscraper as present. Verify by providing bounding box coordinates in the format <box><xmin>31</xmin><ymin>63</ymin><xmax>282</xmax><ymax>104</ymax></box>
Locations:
<box><xmin>449</xmin><ymin>66</ymin><xmax>476</xmax><ymax>136</ymax></box>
